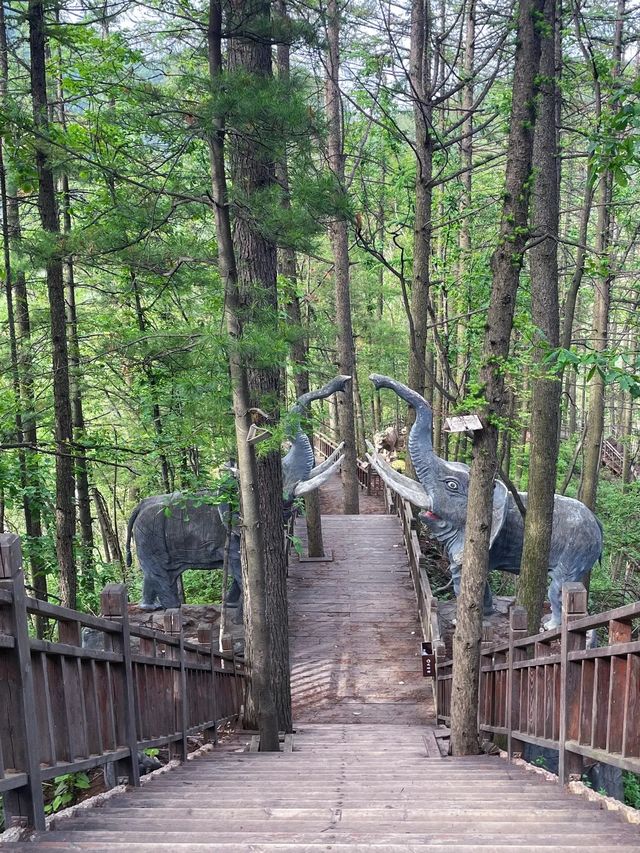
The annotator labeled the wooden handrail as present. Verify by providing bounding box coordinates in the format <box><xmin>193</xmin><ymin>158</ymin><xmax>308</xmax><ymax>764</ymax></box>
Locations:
<box><xmin>383</xmin><ymin>487</ymin><xmax>444</xmax><ymax>717</ymax></box>
<box><xmin>436</xmin><ymin>582</ymin><xmax>640</xmax><ymax>783</ymax></box>
<box><xmin>313</xmin><ymin>433</ymin><xmax>384</xmax><ymax>497</ymax></box>
<box><xmin>0</xmin><ymin>532</ymin><xmax>245</xmax><ymax>831</ymax></box>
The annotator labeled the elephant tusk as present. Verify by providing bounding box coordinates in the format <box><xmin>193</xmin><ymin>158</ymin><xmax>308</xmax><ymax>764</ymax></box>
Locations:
<box><xmin>293</xmin><ymin>454</ymin><xmax>344</xmax><ymax>496</ymax></box>
<box><xmin>309</xmin><ymin>442</ymin><xmax>345</xmax><ymax>477</ymax></box>
<box><xmin>366</xmin><ymin>447</ymin><xmax>431</xmax><ymax>510</ymax></box>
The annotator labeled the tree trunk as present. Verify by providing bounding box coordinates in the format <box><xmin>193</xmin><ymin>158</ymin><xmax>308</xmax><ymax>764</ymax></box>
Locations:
<box><xmin>92</xmin><ymin>487</ymin><xmax>124</xmax><ymax>568</ymax></box>
<box><xmin>578</xmin><ymin>170</ymin><xmax>612</xmax><ymax>512</ymax></box>
<box><xmin>621</xmin><ymin>394</ymin><xmax>634</xmax><ymax>492</ymax></box>
<box><xmin>0</xmin><ymin>2</ymin><xmax>47</xmax><ymax>614</ymax></box>
<box><xmin>28</xmin><ymin>0</ymin><xmax>76</xmax><ymax>608</ymax></box>
<box><xmin>517</xmin><ymin>0</ymin><xmax>561</xmax><ymax>635</ymax></box>
<box><xmin>227</xmin><ymin>0</ymin><xmax>291</xmax><ymax>734</ymax></box>
<box><xmin>406</xmin><ymin>0</ymin><xmax>434</xmax><ymax>477</ymax></box>
<box><xmin>325</xmin><ymin>0</ymin><xmax>359</xmax><ymax>514</ymax></box>
<box><xmin>130</xmin><ymin>272</ymin><xmax>172</xmax><ymax>493</ymax></box>
<box><xmin>450</xmin><ymin>0</ymin><xmax>543</xmax><ymax>756</ymax></box>
<box><xmin>207</xmin><ymin>0</ymin><xmax>283</xmax><ymax>748</ymax></box>
<box><xmin>57</xmin><ymin>66</ymin><xmax>95</xmax><ymax>593</ymax></box>
<box><xmin>276</xmin><ymin>0</ymin><xmax>324</xmax><ymax>558</ymax></box>
<box><xmin>578</xmin><ymin>0</ymin><xmax>624</xmax><ymax>512</ymax></box>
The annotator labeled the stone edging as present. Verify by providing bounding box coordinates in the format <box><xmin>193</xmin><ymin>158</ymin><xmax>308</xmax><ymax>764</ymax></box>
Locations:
<box><xmin>0</xmin><ymin>740</ymin><xmax>219</xmax><ymax>843</ymax></box>
<box><xmin>498</xmin><ymin>750</ymin><xmax>640</xmax><ymax>826</ymax></box>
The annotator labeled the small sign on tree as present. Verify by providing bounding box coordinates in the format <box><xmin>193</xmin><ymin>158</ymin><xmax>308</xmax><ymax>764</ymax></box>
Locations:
<box><xmin>443</xmin><ymin>414</ymin><xmax>483</xmax><ymax>434</ymax></box>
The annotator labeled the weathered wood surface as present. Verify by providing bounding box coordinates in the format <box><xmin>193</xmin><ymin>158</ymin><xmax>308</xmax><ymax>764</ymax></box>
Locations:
<box><xmin>6</xmin><ymin>724</ymin><xmax>639</xmax><ymax>851</ymax></box>
<box><xmin>3</xmin><ymin>492</ymin><xmax>639</xmax><ymax>849</ymax></box>
<box><xmin>440</xmin><ymin>584</ymin><xmax>640</xmax><ymax>782</ymax></box>
<box><xmin>289</xmin><ymin>512</ymin><xmax>435</xmax><ymax>724</ymax></box>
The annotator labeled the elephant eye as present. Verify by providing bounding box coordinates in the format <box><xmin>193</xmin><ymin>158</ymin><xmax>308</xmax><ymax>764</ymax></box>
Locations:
<box><xmin>445</xmin><ymin>479</ymin><xmax>459</xmax><ymax>491</ymax></box>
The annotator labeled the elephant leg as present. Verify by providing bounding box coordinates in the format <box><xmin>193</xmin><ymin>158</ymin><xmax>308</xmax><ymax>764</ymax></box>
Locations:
<box><xmin>157</xmin><ymin>571</ymin><xmax>182</xmax><ymax>610</ymax></box>
<box><xmin>545</xmin><ymin>574</ymin><xmax>563</xmax><ymax>629</ymax></box>
<box><xmin>450</xmin><ymin>562</ymin><xmax>462</xmax><ymax>596</ymax></box>
<box><xmin>226</xmin><ymin>579</ymin><xmax>242</xmax><ymax>605</ymax></box>
<box><xmin>450</xmin><ymin>562</ymin><xmax>493</xmax><ymax>616</ymax></box>
<box><xmin>139</xmin><ymin>566</ymin><xmax>162</xmax><ymax>611</ymax></box>
<box><xmin>226</xmin><ymin>534</ymin><xmax>242</xmax><ymax>606</ymax></box>
<box><xmin>483</xmin><ymin>580</ymin><xmax>494</xmax><ymax>616</ymax></box>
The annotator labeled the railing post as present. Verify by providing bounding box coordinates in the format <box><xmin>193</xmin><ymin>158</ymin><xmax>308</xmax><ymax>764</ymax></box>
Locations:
<box><xmin>197</xmin><ymin>623</ymin><xmax>218</xmax><ymax>744</ymax></box>
<box><xmin>101</xmin><ymin>583</ymin><xmax>140</xmax><ymax>787</ymax></box>
<box><xmin>165</xmin><ymin>609</ymin><xmax>187</xmax><ymax>761</ymax></box>
<box><xmin>0</xmin><ymin>534</ymin><xmax>46</xmax><ymax>831</ymax></box>
<box><xmin>479</xmin><ymin>625</ymin><xmax>494</xmax><ymax>738</ymax></box>
<box><xmin>508</xmin><ymin>605</ymin><xmax>528</xmax><ymax>761</ymax></box>
<box><xmin>559</xmin><ymin>582</ymin><xmax>587</xmax><ymax>784</ymax></box>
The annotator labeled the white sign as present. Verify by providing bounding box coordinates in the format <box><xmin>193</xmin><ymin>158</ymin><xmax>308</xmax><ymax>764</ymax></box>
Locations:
<box><xmin>443</xmin><ymin>415</ymin><xmax>483</xmax><ymax>433</ymax></box>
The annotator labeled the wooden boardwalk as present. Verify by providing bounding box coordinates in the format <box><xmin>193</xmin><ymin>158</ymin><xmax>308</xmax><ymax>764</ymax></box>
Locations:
<box><xmin>289</xmin><ymin>513</ymin><xmax>434</xmax><ymax>724</ymax></box>
<box><xmin>3</xmin><ymin>476</ymin><xmax>639</xmax><ymax>850</ymax></box>
<box><xmin>6</xmin><ymin>724</ymin><xmax>639</xmax><ymax>851</ymax></box>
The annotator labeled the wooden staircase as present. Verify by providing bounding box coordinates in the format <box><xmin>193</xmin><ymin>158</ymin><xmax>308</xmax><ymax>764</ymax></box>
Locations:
<box><xmin>8</xmin><ymin>722</ymin><xmax>639</xmax><ymax>851</ymax></box>
<box><xmin>3</xmin><ymin>504</ymin><xmax>638</xmax><ymax>850</ymax></box>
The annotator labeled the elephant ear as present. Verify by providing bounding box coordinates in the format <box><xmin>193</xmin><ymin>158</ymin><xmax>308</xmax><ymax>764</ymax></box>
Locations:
<box><xmin>490</xmin><ymin>479</ymin><xmax>510</xmax><ymax>549</ymax></box>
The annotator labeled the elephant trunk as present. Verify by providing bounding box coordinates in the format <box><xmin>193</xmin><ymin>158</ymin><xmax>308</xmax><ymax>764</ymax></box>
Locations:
<box><xmin>283</xmin><ymin>375</ymin><xmax>351</xmax><ymax>490</ymax></box>
<box><xmin>294</xmin><ymin>374</ymin><xmax>351</xmax><ymax>414</ymax></box>
<box><xmin>369</xmin><ymin>374</ymin><xmax>434</xmax><ymax>485</ymax></box>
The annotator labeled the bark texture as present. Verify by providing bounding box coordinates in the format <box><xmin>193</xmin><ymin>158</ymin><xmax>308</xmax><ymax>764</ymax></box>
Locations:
<box><xmin>517</xmin><ymin>0</ymin><xmax>561</xmax><ymax>634</ymax></box>
<box><xmin>578</xmin><ymin>0</ymin><xmax>624</xmax><ymax>512</ymax></box>
<box><xmin>207</xmin><ymin>0</ymin><xmax>284</xmax><ymax>748</ymax></box>
<box><xmin>325</xmin><ymin>0</ymin><xmax>359</xmax><ymax>514</ymax></box>
<box><xmin>406</xmin><ymin>0</ymin><xmax>434</xmax><ymax>477</ymax></box>
<box><xmin>450</xmin><ymin>0</ymin><xmax>543</xmax><ymax>755</ymax></box>
<box><xmin>28</xmin><ymin>0</ymin><xmax>76</xmax><ymax>608</ymax></box>
<box><xmin>227</xmin><ymin>0</ymin><xmax>291</xmax><ymax>734</ymax></box>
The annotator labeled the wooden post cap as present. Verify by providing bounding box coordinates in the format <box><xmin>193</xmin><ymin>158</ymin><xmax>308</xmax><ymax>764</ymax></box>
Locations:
<box><xmin>561</xmin><ymin>583</ymin><xmax>587</xmax><ymax>615</ymax></box>
<box><xmin>100</xmin><ymin>583</ymin><xmax>128</xmax><ymax>616</ymax></box>
<box><xmin>509</xmin><ymin>605</ymin><xmax>528</xmax><ymax>632</ymax></box>
<box><xmin>0</xmin><ymin>533</ymin><xmax>22</xmax><ymax>579</ymax></box>
<box><xmin>197</xmin><ymin>623</ymin><xmax>213</xmax><ymax>644</ymax></box>
<box><xmin>164</xmin><ymin>608</ymin><xmax>182</xmax><ymax>634</ymax></box>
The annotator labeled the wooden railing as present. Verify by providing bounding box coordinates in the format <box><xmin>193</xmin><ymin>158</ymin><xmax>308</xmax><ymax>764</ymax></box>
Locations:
<box><xmin>0</xmin><ymin>533</ymin><xmax>245</xmax><ymax>831</ymax></box>
<box><xmin>437</xmin><ymin>582</ymin><xmax>640</xmax><ymax>783</ymax></box>
<box><xmin>313</xmin><ymin>432</ymin><xmax>383</xmax><ymax>496</ymax></box>
<box><xmin>601</xmin><ymin>438</ymin><xmax>638</xmax><ymax>480</ymax></box>
<box><xmin>602</xmin><ymin>438</ymin><xmax>625</xmax><ymax>476</ymax></box>
<box><xmin>385</xmin><ymin>487</ymin><xmax>445</xmax><ymax>715</ymax></box>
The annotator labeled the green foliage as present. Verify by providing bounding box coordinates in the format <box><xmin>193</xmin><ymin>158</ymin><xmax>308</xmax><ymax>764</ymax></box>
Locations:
<box><xmin>545</xmin><ymin>349</ymin><xmax>640</xmax><ymax>398</ymax></box>
<box><xmin>44</xmin><ymin>773</ymin><xmax>91</xmax><ymax>815</ymax></box>
<box><xmin>623</xmin><ymin>772</ymin><xmax>640</xmax><ymax>809</ymax></box>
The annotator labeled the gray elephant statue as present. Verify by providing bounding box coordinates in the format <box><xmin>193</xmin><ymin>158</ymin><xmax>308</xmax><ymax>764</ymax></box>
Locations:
<box><xmin>126</xmin><ymin>375</ymin><xmax>350</xmax><ymax>610</ymax></box>
<box><xmin>366</xmin><ymin>374</ymin><xmax>603</xmax><ymax>629</ymax></box>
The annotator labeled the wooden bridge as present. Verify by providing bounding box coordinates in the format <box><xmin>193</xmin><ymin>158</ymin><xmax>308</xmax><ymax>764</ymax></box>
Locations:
<box><xmin>1</xmin><ymin>470</ymin><xmax>640</xmax><ymax>849</ymax></box>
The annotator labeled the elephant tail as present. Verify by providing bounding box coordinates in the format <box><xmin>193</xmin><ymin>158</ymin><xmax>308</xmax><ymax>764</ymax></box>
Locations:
<box><xmin>126</xmin><ymin>503</ymin><xmax>143</xmax><ymax>568</ymax></box>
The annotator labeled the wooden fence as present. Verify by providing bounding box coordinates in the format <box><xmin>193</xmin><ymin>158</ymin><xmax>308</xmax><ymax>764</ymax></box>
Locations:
<box><xmin>437</xmin><ymin>582</ymin><xmax>640</xmax><ymax>783</ymax></box>
<box><xmin>384</xmin><ymin>487</ymin><xmax>445</xmax><ymax>714</ymax></box>
<box><xmin>313</xmin><ymin>432</ymin><xmax>383</xmax><ymax>496</ymax></box>
<box><xmin>0</xmin><ymin>533</ymin><xmax>245</xmax><ymax>831</ymax></box>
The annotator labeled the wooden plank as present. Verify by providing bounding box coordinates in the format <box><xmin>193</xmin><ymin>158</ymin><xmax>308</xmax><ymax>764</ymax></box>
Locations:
<box><xmin>559</xmin><ymin>584</ymin><xmax>588</xmax><ymax>784</ymax></box>
<box><xmin>0</xmin><ymin>534</ymin><xmax>46</xmax><ymax>830</ymax></box>
<box><xmin>422</xmin><ymin>729</ymin><xmax>442</xmax><ymax>759</ymax></box>
<box><xmin>607</xmin><ymin>655</ymin><xmax>627</xmax><ymax>754</ymax></box>
<box><xmin>101</xmin><ymin>585</ymin><xmax>140</xmax><ymax>786</ymax></box>
<box><xmin>622</xmin><ymin>653</ymin><xmax>640</xmax><ymax>758</ymax></box>
<box><xmin>592</xmin><ymin>657</ymin><xmax>609</xmax><ymax>750</ymax></box>
<box><xmin>578</xmin><ymin>659</ymin><xmax>594</xmax><ymax>745</ymax></box>
<box><xmin>568</xmin><ymin>600</ymin><xmax>640</xmax><ymax>632</ymax></box>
